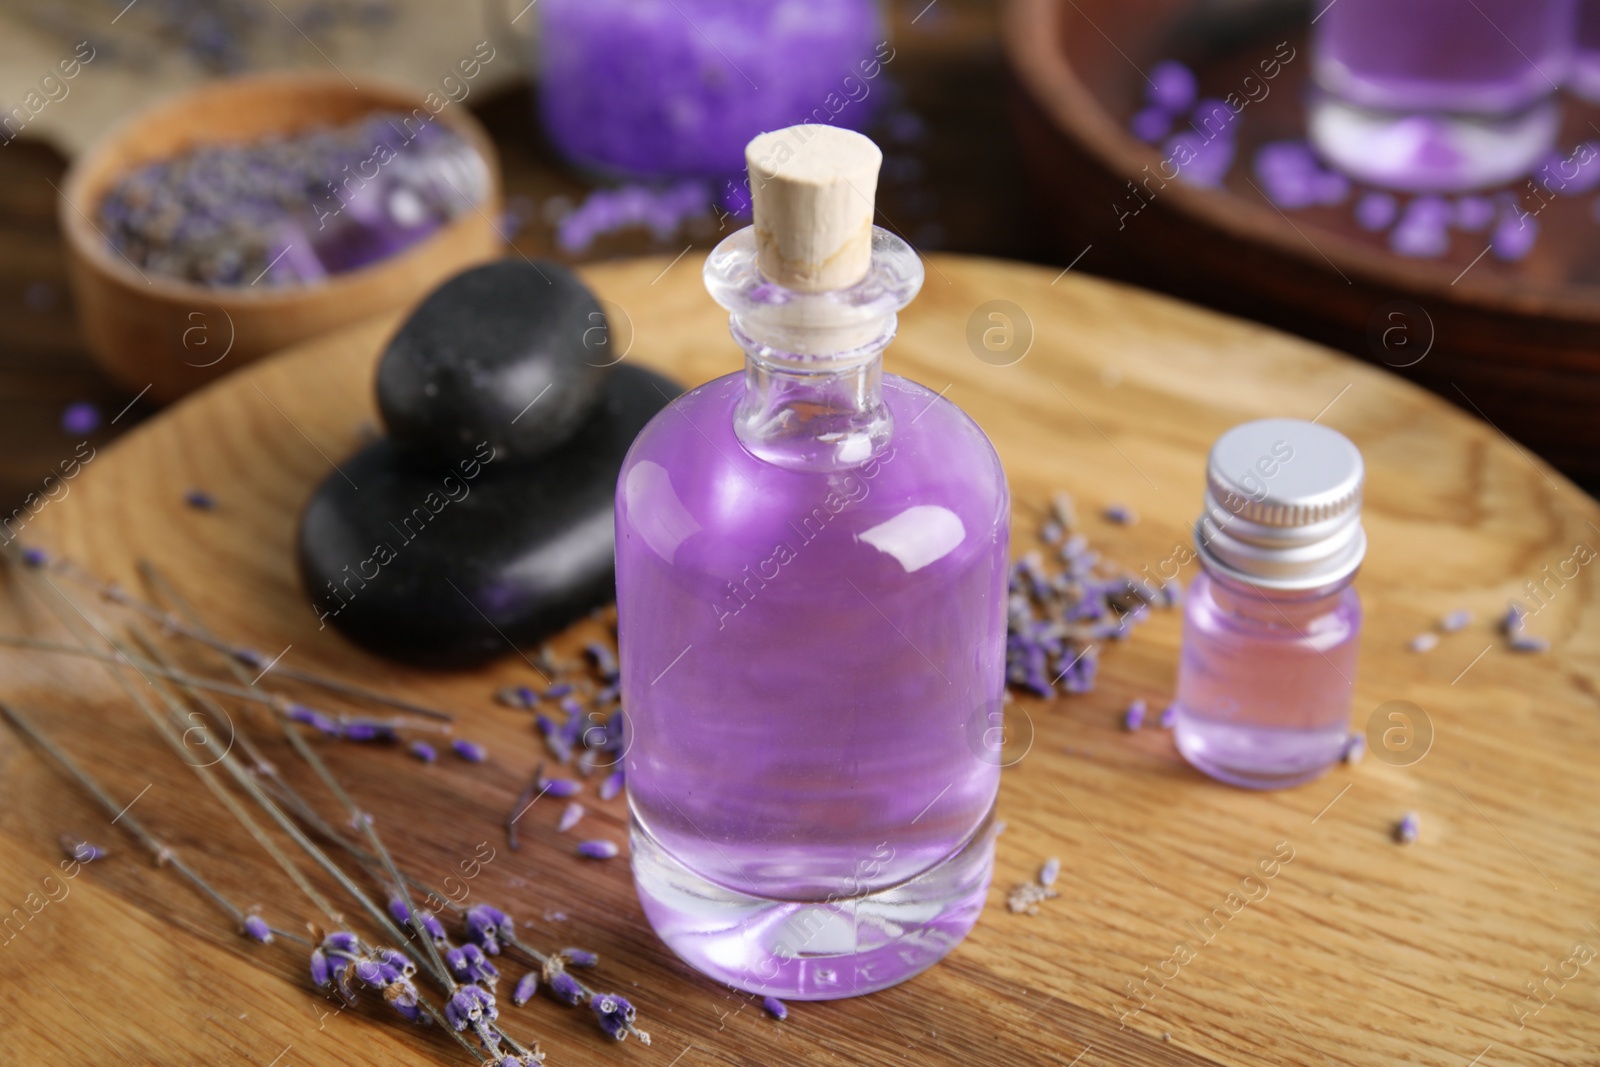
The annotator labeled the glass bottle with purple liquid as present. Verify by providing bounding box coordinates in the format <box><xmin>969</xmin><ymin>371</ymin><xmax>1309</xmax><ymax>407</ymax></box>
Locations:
<box><xmin>1172</xmin><ymin>419</ymin><xmax>1365</xmax><ymax>790</ymax></box>
<box><xmin>615</xmin><ymin>126</ymin><xmax>1009</xmax><ymax>998</ymax></box>
<box><xmin>1309</xmin><ymin>0</ymin><xmax>1575</xmax><ymax>191</ymax></box>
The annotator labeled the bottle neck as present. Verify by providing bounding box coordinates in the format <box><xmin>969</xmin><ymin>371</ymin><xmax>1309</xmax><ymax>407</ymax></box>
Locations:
<box><xmin>735</xmin><ymin>349</ymin><xmax>892</xmax><ymax>471</ymax></box>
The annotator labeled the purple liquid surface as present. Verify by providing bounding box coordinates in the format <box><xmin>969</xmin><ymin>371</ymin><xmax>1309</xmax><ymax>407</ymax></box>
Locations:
<box><xmin>1173</xmin><ymin>569</ymin><xmax>1360</xmax><ymax>789</ymax></box>
<box><xmin>539</xmin><ymin>0</ymin><xmax>883</xmax><ymax>180</ymax></box>
<box><xmin>1313</xmin><ymin>0</ymin><xmax>1573</xmax><ymax>113</ymax></box>
<box><xmin>615</xmin><ymin>369</ymin><xmax>1008</xmax><ymax>994</ymax></box>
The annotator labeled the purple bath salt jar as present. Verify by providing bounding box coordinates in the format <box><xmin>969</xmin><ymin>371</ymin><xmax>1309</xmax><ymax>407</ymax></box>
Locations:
<box><xmin>537</xmin><ymin>0</ymin><xmax>886</xmax><ymax>181</ymax></box>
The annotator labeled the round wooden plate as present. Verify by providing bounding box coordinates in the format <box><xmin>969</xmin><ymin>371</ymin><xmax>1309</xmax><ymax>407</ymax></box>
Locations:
<box><xmin>4</xmin><ymin>254</ymin><xmax>1598</xmax><ymax>1066</ymax></box>
<box><xmin>1005</xmin><ymin>0</ymin><xmax>1600</xmax><ymax>493</ymax></box>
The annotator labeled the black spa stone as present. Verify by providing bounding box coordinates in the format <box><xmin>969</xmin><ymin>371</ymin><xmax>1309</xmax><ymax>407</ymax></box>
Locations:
<box><xmin>299</xmin><ymin>364</ymin><xmax>679</xmax><ymax>668</ymax></box>
<box><xmin>376</xmin><ymin>258</ymin><xmax>616</xmax><ymax>463</ymax></box>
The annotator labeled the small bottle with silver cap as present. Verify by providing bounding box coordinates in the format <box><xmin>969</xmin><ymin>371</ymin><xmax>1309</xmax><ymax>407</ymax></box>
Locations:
<box><xmin>1172</xmin><ymin>418</ymin><xmax>1366</xmax><ymax>789</ymax></box>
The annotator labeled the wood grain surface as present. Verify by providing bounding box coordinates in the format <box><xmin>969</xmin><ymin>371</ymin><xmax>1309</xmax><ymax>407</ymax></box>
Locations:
<box><xmin>2</xmin><ymin>254</ymin><xmax>1597</xmax><ymax>1067</ymax></box>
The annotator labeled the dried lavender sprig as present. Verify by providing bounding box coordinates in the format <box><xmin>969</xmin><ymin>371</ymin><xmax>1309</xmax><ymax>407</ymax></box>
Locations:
<box><xmin>0</xmin><ymin>701</ymin><xmax>308</xmax><ymax>946</ymax></box>
<box><xmin>0</xmin><ymin>633</ymin><xmax>447</xmax><ymax>736</ymax></box>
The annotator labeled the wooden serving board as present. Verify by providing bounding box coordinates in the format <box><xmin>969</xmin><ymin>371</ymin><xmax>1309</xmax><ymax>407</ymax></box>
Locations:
<box><xmin>2</xmin><ymin>254</ymin><xmax>1598</xmax><ymax>1067</ymax></box>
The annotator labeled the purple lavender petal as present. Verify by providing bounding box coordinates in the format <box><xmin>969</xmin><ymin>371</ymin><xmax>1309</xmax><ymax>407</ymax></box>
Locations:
<box><xmin>1355</xmin><ymin>192</ymin><xmax>1399</xmax><ymax>232</ymax></box>
<box><xmin>243</xmin><ymin>915</ymin><xmax>273</xmax><ymax>943</ymax></box>
<box><xmin>545</xmin><ymin>683</ymin><xmax>574</xmax><ymax>699</ymax></box>
<box><xmin>452</xmin><ymin>738</ymin><xmax>488</xmax><ymax>763</ymax></box>
<box><xmin>576</xmin><ymin>839</ymin><xmax>619</xmax><ymax>860</ymax></box>
<box><xmin>762</xmin><ymin>995</ymin><xmax>789</xmax><ymax>1020</ymax></box>
<box><xmin>599</xmin><ymin>769</ymin><xmax>624</xmax><ymax>801</ymax></box>
<box><xmin>408</xmin><ymin>740</ymin><xmax>437</xmax><ymax>763</ymax></box>
<box><xmin>1510</xmin><ymin>634</ymin><xmax>1551</xmax><ymax>653</ymax></box>
<box><xmin>19</xmin><ymin>546</ymin><xmax>48</xmax><ymax>568</ymax></box>
<box><xmin>558</xmin><ymin>801</ymin><xmax>585</xmax><ymax>833</ymax></box>
<box><xmin>590</xmin><ymin>992</ymin><xmax>636</xmax><ymax>1040</ymax></box>
<box><xmin>1408</xmin><ymin>632</ymin><xmax>1439</xmax><ymax>653</ymax></box>
<box><xmin>1148</xmin><ymin>60</ymin><xmax>1198</xmax><ymax>113</ymax></box>
<box><xmin>1394</xmin><ymin>811</ymin><xmax>1419</xmax><ymax>844</ymax></box>
<box><xmin>445</xmin><ymin>984</ymin><xmax>498</xmax><ymax>1030</ymax></box>
<box><xmin>512</xmin><ymin>971</ymin><xmax>539</xmax><ymax>1006</ymax></box>
<box><xmin>60</xmin><ymin>835</ymin><xmax>105</xmax><ymax>862</ymax></box>
<box><xmin>184</xmin><ymin>489</ymin><xmax>217</xmax><ymax>510</ymax></box>
<box><xmin>1103</xmin><ymin>504</ymin><xmax>1137</xmax><ymax>525</ymax></box>
<box><xmin>541</xmin><ymin>776</ymin><xmax>582</xmax><ymax>799</ymax></box>
<box><xmin>1440</xmin><ymin>609</ymin><xmax>1473</xmax><ymax>633</ymax></box>
<box><xmin>1038</xmin><ymin>857</ymin><xmax>1060</xmax><ymax>887</ymax></box>
<box><xmin>1342</xmin><ymin>733</ymin><xmax>1365</xmax><ymax>764</ymax></box>
<box><xmin>549</xmin><ymin>970</ymin><xmax>584</xmax><ymax>1005</ymax></box>
<box><xmin>1122</xmin><ymin>699</ymin><xmax>1146</xmax><ymax>731</ymax></box>
<box><xmin>60</xmin><ymin>402</ymin><xmax>101</xmax><ymax>436</ymax></box>
<box><xmin>563</xmin><ymin>948</ymin><xmax>599</xmax><ymax>967</ymax></box>
<box><xmin>309</xmin><ymin>947</ymin><xmax>331</xmax><ymax>986</ymax></box>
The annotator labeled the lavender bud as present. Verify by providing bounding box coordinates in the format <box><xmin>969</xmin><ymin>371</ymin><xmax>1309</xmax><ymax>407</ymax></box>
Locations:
<box><xmin>762</xmin><ymin>995</ymin><xmax>789</xmax><ymax>1020</ymax></box>
<box><xmin>243</xmin><ymin>915</ymin><xmax>273</xmax><ymax>943</ymax></box>
<box><xmin>541</xmin><ymin>776</ymin><xmax>582</xmax><ymax>799</ymax></box>
<box><xmin>464</xmin><ymin>904</ymin><xmax>515</xmax><ymax>954</ymax></box>
<box><xmin>599</xmin><ymin>769</ymin><xmax>624</xmax><ymax>801</ymax></box>
<box><xmin>1103</xmin><ymin>504</ymin><xmax>1137</xmax><ymax>525</ymax></box>
<box><xmin>20</xmin><ymin>546</ymin><xmax>48</xmax><ymax>568</ymax></box>
<box><xmin>232</xmin><ymin>647</ymin><xmax>265</xmax><ymax>668</ymax></box>
<box><xmin>453</xmin><ymin>738</ymin><xmax>488</xmax><ymax>763</ymax></box>
<box><xmin>1158</xmin><ymin>704</ymin><xmax>1177</xmax><ymax>729</ymax></box>
<box><xmin>549</xmin><ymin>970</ymin><xmax>583</xmax><ymax>1005</ymax></box>
<box><xmin>512</xmin><ymin>971</ymin><xmax>539</xmax><ymax>1006</ymax></box>
<box><xmin>1501</xmin><ymin>603</ymin><xmax>1527</xmax><ymax>634</ymax></box>
<box><xmin>1038</xmin><ymin>857</ymin><xmax>1060</xmax><ymax>887</ymax></box>
<box><xmin>309</xmin><ymin>947</ymin><xmax>331</xmax><ymax>987</ymax></box>
<box><xmin>544</xmin><ymin>683</ymin><xmax>574</xmax><ymax>699</ymax></box>
<box><xmin>1122</xmin><ymin>699</ymin><xmax>1146</xmax><ymax>731</ymax></box>
<box><xmin>408</xmin><ymin>740</ymin><xmax>437</xmax><ymax>763</ymax></box>
<box><xmin>184</xmin><ymin>489</ymin><xmax>216</xmax><ymax>510</ymax></box>
<box><xmin>562</xmin><ymin>948</ymin><xmax>598</xmax><ymax>967</ymax></box>
<box><xmin>445</xmin><ymin>984</ymin><xmax>498</xmax><ymax>1030</ymax></box>
<box><xmin>1440</xmin><ymin>609</ymin><xmax>1473</xmax><ymax>633</ymax></box>
<box><xmin>60</xmin><ymin>835</ymin><xmax>105</xmax><ymax>862</ymax></box>
<box><xmin>496</xmin><ymin>686</ymin><xmax>535</xmax><ymax>709</ymax></box>
<box><xmin>1394</xmin><ymin>811</ymin><xmax>1419</xmax><ymax>845</ymax></box>
<box><xmin>576</xmin><ymin>839</ymin><xmax>619</xmax><ymax>860</ymax></box>
<box><xmin>1408</xmin><ymin>632</ymin><xmax>1439</xmax><ymax>653</ymax></box>
<box><xmin>558</xmin><ymin>802</ymin><xmax>585</xmax><ymax>832</ymax></box>
<box><xmin>419</xmin><ymin>909</ymin><xmax>447</xmax><ymax>941</ymax></box>
<box><xmin>1342</xmin><ymin>733</ymin><xmax>1366</xmax><ymax>765</ymax></box>
<box><xmin>1510</xmin><ymin>634</ymin><xmax>1551</xmax><ymax>654</ymax></box>
<box><xmin>590</xmin><ymin>992</ymin><xmax>636</xmax><ymax>1040</ymax></box>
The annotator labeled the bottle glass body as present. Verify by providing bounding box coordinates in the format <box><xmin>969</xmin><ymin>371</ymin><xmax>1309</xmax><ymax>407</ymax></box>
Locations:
<box><xmin>616</xmin><ymin>341</ymin><xmax>1009</xmax><ymax>998</ymax></box>
<box><xmin>1172</xmin><ymin>565</ymin><xmax>1360</xmax><ymax>789</ymax></box>
<box><xmin>1308</xmin><ymin>0</ymin><xmax>1574</xmax><ymax>191</ymax></box>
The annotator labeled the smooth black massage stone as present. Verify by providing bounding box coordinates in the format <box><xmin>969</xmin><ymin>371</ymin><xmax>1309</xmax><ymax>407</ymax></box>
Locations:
<box><xmin>299</xmin><ymin>363</ymin><xmax>680</xmax><ymax>668</ymax></box>
<box><xmin>376</xmin><ymin>258</ymin><xmax>615</xmax><ymax>463</ymax></box>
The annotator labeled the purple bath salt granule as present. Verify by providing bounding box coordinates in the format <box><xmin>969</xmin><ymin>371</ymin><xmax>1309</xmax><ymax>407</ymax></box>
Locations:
<box><xmin>576</xmin><ymin>839</ymin><xmax>619</xmax><ymax>860</ymax></box>
<box><xmin>1491</xmin><ymin>211</ymin><xmax>1537</xmax><ymax>263</ymax></box>
<box><xmin>1255</xmin><ymin>141</ymin><xmax>1349</xmax><ymax>209</ymax></box>
<box><xmin>1540</xmin><ymin>143</ymin><xmax>1600</xmax><ymax>195</ymax></box>
<box><xmin>1393</xmin><ymin>811</ymin><xmax>1419</xmax><ymax>845</ymax></box>
<box><xmin>1123</xmin><ymin>699</ymin><xmax>1146</xmax><ymax>731</ymax></box>
<box><xmin>60</xmin><ymin>401</ymin><xmax>101</xmax><ymax>436</ymax></box>
<box><xmin>1390</xmin><ymin>198</ymin><xmax>1451</xmax><ymax>258</ymax></box>
<box><xmin>1165</xmin><ymin>129</ymin><xmax>1236</xmax><ymax>188</ymax></box>
<box><xmin>1130</xmin><ymin>106</ymin><xmax>1172</xmax><ymax>144</ymax></box>
<box><xmin>1148</xmin><ymin>60</ymin><xmax>1198</xmax><ymax>114</ymax></box>
<box><xmin>1355</xmin><ymin>192</ymin><xmax>1399</xmax><ymax>232</ymax></box>
<box><xmin>1453</xmin><ymin>195</ymin><xmax>1496</xmax><ymax>232</ymax></box>
<box><xmin>762</xmin><ymin>995</ymin><xmax>789</xmax><ymax>1021</ymax></box>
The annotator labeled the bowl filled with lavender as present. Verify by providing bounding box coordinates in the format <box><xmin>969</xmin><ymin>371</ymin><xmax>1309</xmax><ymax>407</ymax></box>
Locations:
<box><xmin>60</xmin><ymin>72</ymin><xmax>503</xmax><ymax>401</ymax></box>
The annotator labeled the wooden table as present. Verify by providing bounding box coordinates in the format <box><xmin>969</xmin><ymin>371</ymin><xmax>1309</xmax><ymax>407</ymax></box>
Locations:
<box><xmin>2</xmin><ymin>255</ymin><xmax>1597</xmax><ymax>1066</ymax></box>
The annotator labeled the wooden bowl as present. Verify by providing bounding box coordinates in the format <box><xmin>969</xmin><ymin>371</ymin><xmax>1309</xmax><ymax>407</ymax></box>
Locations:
<box><xmin>1003</xmin><ymin>0</ymin><xmax>1600</xmax><ymax>492</ymax></box>
<box><xmin>59</xmin><ymin>72</ymin><xmax>504</xmax><ymax>402</ymax></box>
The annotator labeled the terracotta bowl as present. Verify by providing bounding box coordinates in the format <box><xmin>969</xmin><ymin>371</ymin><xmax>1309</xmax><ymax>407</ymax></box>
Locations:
<box><xmin>60</xmin><ymin>71</ymin><xmax>504</xmax><ymax>402</ymax></box>
<box><xmin>1004</xmin><ymin>0</ymin><xmax>1600</xmax><ymax>492</ymax></box>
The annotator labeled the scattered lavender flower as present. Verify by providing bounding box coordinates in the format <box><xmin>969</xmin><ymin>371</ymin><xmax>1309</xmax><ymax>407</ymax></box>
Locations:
<box><xmin>408</xmin><ymin>740</ymin><xmax>437</xmax><ymax>763</ymax></box>
<box><xmin>1440</xmin><ymin>609</ymin><xmax>1473</xmax><ymax>633</ymax></box>
<box><xmin>599</xmin><ymin>769</ymin><xmax>624</xmax><ymax>801</ymax></box>
<box><xmin>1541</xmin><ymin>143</ymin><xmax>1600</xmax><ymax>194</ymax></box>
<box><xmin>545</xmin><ymin>683</ymin><xmax>574</xmax><ymax>700</ymax></box>
<box><xmin>496</xmin><ymin>685</ymin><xmax>538</xmax><ymax>709</ymax></box>
<box><xmin>1390</xmin><ymin>196</ymin><xmax>1451</xmax><ymax>258</ymax></box>
<box><xmin>1148</xmin><ymin>60</ymin><xmax>1198</xmax><ymax>113</ymax></box>
<box><xmin>563</xmin><ymin>948</ymin><xmax>599</xmax><ymax>967</ymax></box>
<box><xmin>61</xmin><ymin>402</ymin><xmax>101</xmax><ymax>436</ymax></box>
<box><xmin>1394</xmin><ymin>811</ymin><xmax>1419</xmax><ymax>845</ymax></box>
<box><xmin>1103</xmin><ymin>504</ymin><xmax>1137</xmax><ymax>525</ymax></box>
<box><xmin>762</xmin><ymin>995</ymin><xmax>789</xmax><ymax>1021</ymax></box>
<box><xmin>447</xmin><ymin>942</ymin><xmax>500</xmax><ymax>985</ymax></box>
<box><xmin>548</xmin><ymin>970</ymin><xmax>584</xmax><ymax>1005</ymax></box>
<box><xmin>20</xmin><ymin>546</ymin><xmax>48</xmax><ymax>568</ymax></box>
<box><xmin>558</xmin><ymin>802</ymin><xmax>585</xmax><ymax>832</ymax></box>
<box><xmin>1491</xmin><ymin>210</ymin><xmax>1537</xmax><ymax>262</ymax></box>
<box><xmin>1408</xmin><ymin>632</ymin><xmax>1439</xmax><ymax>653</ymax></box>
<box><xmin>243</xmin><ymin>914</ymin><xmax>274</xmax><ymax>943</ymax></box>
<box><xmin>1355</xmin><ymin>191</ymin><xmax>1398</xmax><ymax>232</ymax></box>
<box><xmin>464</xmin><ymin>904</ymin><xmax>517</xmax><ymax>955</ymax></box>
<box><xmin>445</xmin><ymin>983</ymin><xmax>499</xmax><ymax>1031</ymax></box>
<box><xmin>60</xmin><ymin>835</ymin><xmax>105</xmax><ymax>862</ymax></box>
<box><xmin>453</xmin><ymin>739</ymin><xmax>488</xmax><ymax>763</ymax></box>
<box><xmin>1510</xmin><ymin>634</ymin><xmax>1551</xmax><ymax>653</ymax></box>
<box><xmin>1006</xmin><ymin>882</ymin><xmax>1059</xmax><ymax>915</ymax></box>
<box><xmin>341</xmin><ymin>720</ymin><xmax>396</xmax><ymax>743</ymax></box>
<box><xmin>1158</xmin><ymin>703</ymin><xmax>1177</xmax><ymax>729</ymax></box>
<box><xmin>1453</xmin><ymin>195</ymin><xmax>1496</xmax><ymax>232</ymax></box>
<box><xmin>1501</xmin><ymin>603</ymin><xmax>1527</xmax><ymax>634</ymax></box>
<box><xmin>1039</xmin><ymin>856</ymin><xmax>1060</xmax><ymax>887</ymax></box>
<box><xmin>556</xmin><ymin>182</ymin><xmax>709</xmax><ymax>254</ymax></box>
<box><xmin>285</xmin><ymin>703</ymin><xmax>340</xmax><ymax>736</ymax></box>
<box><xmin>512</xmin><ymin>971</ymin><xmax>540</xmax><ymax>1006</ymax></box>
<box><xmin>540</xmin><ymin>775</ymin><xmax>582</xmax><ymax>799</ymax></box>
<box><xmin>576</xmin><ymin>840</ymin><xmax>619</xmax><ymax>860</ymax></box>
<box><xmin>1122</xmin><ymin>699</ymin><xmax>1146</xmax><ymax>731</ymax></box>
<box><xmin>1342</xmin><ymin>733</ymin><xmax>1365</xmax><ymax>765</ymax></box>
<box><xmin>184</xmin><ymin>489</ymin><xmax>217</xmax><ymax>510</ymax></box>
<box><xmin>1130</xmin><ymin>106</ymin><xmax>1172</xmax><ymax>143</ymax></box>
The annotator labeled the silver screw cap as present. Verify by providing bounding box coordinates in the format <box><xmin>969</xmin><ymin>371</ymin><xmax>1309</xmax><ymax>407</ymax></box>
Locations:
<box><xmin>1195</xmin><ymin>418</ymin><xmax>1366</xmax><ymax>590</ymax></box>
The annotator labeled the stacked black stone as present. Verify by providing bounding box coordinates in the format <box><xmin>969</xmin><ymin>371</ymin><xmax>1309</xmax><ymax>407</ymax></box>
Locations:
<box><xmin>297</xmin><ymin>259</ymin><xmax>680</xmax><ymax>668</ymax></box>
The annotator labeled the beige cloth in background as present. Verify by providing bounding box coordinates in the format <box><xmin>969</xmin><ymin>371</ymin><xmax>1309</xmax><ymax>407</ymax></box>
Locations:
<box><xmin>0</xmin><ymin>0</ymin><xmax>537</xmax><ymax>158</ymax></box>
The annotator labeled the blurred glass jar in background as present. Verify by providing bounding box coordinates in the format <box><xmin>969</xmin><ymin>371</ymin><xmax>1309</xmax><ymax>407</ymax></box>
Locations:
<box><xmin>537</xmin><ymin>0</ymin><xmax>884</xmax><ymax>186</ymax></box>
<box><xmin>1308</xmin><ymin>0</ymin><xmax>1575</xmax><ymax>192</ymax></box>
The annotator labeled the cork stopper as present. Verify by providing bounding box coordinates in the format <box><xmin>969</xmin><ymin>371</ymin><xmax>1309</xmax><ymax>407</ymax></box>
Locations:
<box><xmin>745</xmin><ymin>125</ymin><xmax>882</xmax><ymax>293</ymax></box>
